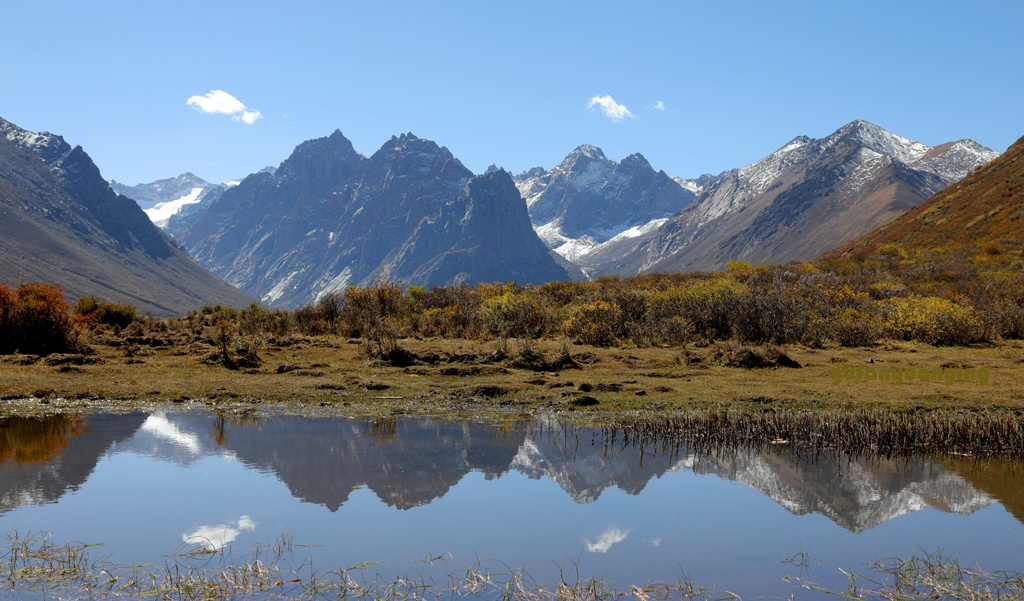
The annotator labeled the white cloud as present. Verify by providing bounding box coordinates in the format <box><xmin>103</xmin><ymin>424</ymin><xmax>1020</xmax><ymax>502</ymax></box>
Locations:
<box><xmin>187</xmin><ymin>90</ymin><xmax>263</xmax><ymax>125</ymax></box>
<box><xmin>586</xmin><ymin>95</ymin><xmax>636</xmax><ymax>122</ymax></box>
<box><xmin>583</xmin><ymin>526</ymin><xmax>632</xmax><ymax>553</ymax></box>
<box><xmin>652</xmin><ymin>101</ymin><xmax>666</xmax><ymax>112</ymax></box>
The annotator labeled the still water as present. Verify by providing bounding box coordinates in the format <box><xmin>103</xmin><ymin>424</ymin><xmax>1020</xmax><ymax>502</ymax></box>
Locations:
<box><xmin>1</xmin><ymin>409</ymin><xmax>1023</xmax><ymax>598</ymax></box>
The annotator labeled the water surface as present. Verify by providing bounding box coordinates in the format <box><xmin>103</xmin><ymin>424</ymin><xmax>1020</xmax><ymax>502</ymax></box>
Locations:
<box><xmin>1</xmin><ymin>409</ymin><xmax>1022</xmax><ymax>598</ymax></box>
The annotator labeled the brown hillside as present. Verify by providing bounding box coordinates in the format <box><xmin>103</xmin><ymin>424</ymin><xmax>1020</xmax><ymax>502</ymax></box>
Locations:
<box><xmin>827</xmin><ymin>134</ymin><xmax>1024</xmax><ymax>256</ymax></box>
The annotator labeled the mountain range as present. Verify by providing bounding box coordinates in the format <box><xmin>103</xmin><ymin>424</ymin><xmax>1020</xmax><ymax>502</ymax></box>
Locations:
<box><xmin>163</xmin><ymin>131</ymin><xmax>577</xmax><ymax>308</ymax></box>
<box><xmin>577</xmin><ymin>120</ymin><xmax>999</xmax><ymax>276</ymax></box>
<box><xmin>1</xmin><ymin>111</ymin><xmax>1008</xmax><ymax>315</ymax></box>
<box><xmin>513</xmin><ymin>145</ymin><xmax>701</xmax><ymax>262</ymax></box>
<box><xmin>0</xmin><ymin>117</ymin><xmax>255</xmax><ymax>316</ymax></box>
<box><xmin>829</xmin><ymin>131</ymin><xmax>1024</xmax><ymax>255</ymax></box>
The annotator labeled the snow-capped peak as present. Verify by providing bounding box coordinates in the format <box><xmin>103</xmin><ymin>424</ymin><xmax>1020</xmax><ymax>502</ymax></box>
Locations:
<box><xmin>827</xmin><ymin>120</ymin><xmax>929</xmax><ymax>163</ymax></box>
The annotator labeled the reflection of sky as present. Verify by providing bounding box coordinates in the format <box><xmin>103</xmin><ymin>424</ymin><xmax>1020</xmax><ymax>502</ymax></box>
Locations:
<box><xmin>183</xmin><ymin>515</ymin><xmax>257</xmax><ymax>550</ymax></box>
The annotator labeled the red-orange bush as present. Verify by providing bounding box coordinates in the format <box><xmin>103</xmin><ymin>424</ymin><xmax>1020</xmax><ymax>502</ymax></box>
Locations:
<box><xmin>0</xmin><ymin>283</ymin><xmax>80</xmax><ymax>355</ymax></box>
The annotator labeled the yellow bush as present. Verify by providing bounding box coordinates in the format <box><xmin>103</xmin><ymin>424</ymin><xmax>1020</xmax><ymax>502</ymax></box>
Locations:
<box><xmin>883</xmin><ymin>295</ymin><xmax>982</xmax><ymax>345</ymax></box>
<box><xmin>564</xmin><ymin>300</ymin><xmax>621</xmax><ymax>346</ymax></box>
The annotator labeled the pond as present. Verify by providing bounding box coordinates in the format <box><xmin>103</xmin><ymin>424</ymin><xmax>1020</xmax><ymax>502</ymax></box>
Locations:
<box><xmin>1</xmin><ymin>408</ymin><xmax>1023</xmax><ymax>599</ymax></box>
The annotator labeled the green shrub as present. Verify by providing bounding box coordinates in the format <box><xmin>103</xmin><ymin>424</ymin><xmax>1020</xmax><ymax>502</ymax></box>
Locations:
<box><xmin>73</xmin><ymin>295</ymin><xmax>137</xmax><ymax>328</ymax></box>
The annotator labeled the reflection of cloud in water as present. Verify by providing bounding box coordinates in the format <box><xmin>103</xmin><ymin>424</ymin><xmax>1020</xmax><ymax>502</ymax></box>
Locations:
<box><xmin>140</xmin><ymin>413</ymin><xmax>201</xmax><ymax>455</ymax></box>
<box><xmin>183</xmin><ymin>515</ymin><xmax>257</xmax><ymax>550</ymax></box>
<box><xmin>583</xmin><ymin>526</ymin><xmax>632</xmax><ymax>553</ymax></box>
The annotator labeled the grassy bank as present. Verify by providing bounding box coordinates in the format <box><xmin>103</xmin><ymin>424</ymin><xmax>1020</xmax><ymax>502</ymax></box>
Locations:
<box><xmin>3</xmin><ymin>329</ymin><xmax>1024</xmax><ymax>453</ymax></box>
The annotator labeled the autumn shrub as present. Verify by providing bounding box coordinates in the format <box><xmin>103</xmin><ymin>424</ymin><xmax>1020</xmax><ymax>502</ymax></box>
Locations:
<box><xmin>343</xmin><ymin>279</ymin><xmax>405</xmax><ymax>354</ymax></box>
<box><xmin>294</xmin><ymin>292</ymin><xmax>347</xmax><ymax>335</ymax></box>
<box><xmin>73</xmin><ymin>295</ymin><xmax>137</xmax><ymax>329</ymax></box>
<box><xmin>649</xmin><ymin>277</ymin><xmax>743</xmax><ymax>344</ymax></box>
<box><xmin>733</xmin><ymin>270</ymin><xmax>813</xmax><ymax>344</ymax></box>
<box><xmin>414</xmin><ymin>284</ymin><xmax>482</xmax><ymax>338</ymax></box>
<box><xmin>0</xmin><ymin>283</ymin><xmax>80</xmax><ymax>355</ymax></box>
<box><xmin>238</xmin><ymin>303</ymin><xmax>290</xmax><ymax>337</ymax></box>
<box><xmin>883</xmin><ymin>295</ymin><xmax>983</xmax><ymax>345</ymax></box>
<box><xmin>564</xmin><ymin>300</ymin><xmax>621</xmax><ymax>346</ymax></box>
<box><xmin>479</xmin><ymin>284</ymin><xmax>551</xmax><ymax>344</ymax></box>
<box><xmin>608</xmin><ymin>286</ymin><xmax>654</xmax><ymax>346</ymax></box>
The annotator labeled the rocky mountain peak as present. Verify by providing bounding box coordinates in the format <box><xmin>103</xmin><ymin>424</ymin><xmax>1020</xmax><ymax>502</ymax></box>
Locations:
<box><xmin>825</xmin><ymin>119</ymin><xmax>928</xmax><ymax>163</ymax></box>
<box><xmin>557</xmin><ymin>144</ymin><xmax>609</xmax><ymax>172</ymax></box>
<box><xmin>1</xmin><ymin>117</ymin><xmax>73</xmax><ymax>167</ymax></box>
<box><xmin>619</xmin><ymin>152</ymin><xmax>654</xmax><ymax>172</ymax></box>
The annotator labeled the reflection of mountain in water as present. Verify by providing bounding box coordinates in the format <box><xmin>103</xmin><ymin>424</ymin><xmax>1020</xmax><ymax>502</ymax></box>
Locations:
<box><xmin>0</xmin><ymin>413</ymin><xmax>147</xmax><ymax>515</ymax></box>
<box><xmin>511</xmin><ymin>420</ymin><xmax>689</xmax><ymax>503</ymax></box>
<box><xmin>0</xmin><ymin>411</ymin><xmax>1011</xmax><ymax>531</ymax></box>
<box><xmin>217</xmin><ymin>417</ymin><xmax>530</xmax><ymax>510</ymax></box>
<box><xmin>688</xmin><ymin>448</ymin><xmax>994</xmax><ymax>532</ymax></box>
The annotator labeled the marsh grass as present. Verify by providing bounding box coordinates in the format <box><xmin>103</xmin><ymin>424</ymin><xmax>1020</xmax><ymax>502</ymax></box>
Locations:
<box><xmin>600</xmin><ymin>408</ymin><xmax>1024</xmax><ymax>458</ymax></box>
<box><xmin>1</xmin><ymin>531</ymin><xmax>714</xmax><ymax>601</ymax></box>
<box><xmin>792</xmin><ymin>550</ymin><xmax>1024</xmax><ymax>600</ymax></box>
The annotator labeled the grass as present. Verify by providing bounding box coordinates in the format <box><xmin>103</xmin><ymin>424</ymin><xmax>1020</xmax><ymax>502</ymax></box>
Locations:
<box><xmin>1</xmin><ymin>531</ymin><xmax>711</xmax><ymax>601</ymax></box>
<box><xmin>3</xmin><ymin>331</ymin><xmax>1024</xmax><ymax>456</ymax></box>
<box><xmin>5</xmin><ymin>533</ymin><xmax>1023</xmax><ymax>601</ymax></box>
<box><xmin>793</xmin><ymin>549</ymin><xmax>1024</xmax><ymax>600</ymax></box>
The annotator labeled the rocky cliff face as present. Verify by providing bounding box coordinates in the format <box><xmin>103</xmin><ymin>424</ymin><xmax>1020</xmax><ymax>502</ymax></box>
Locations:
<box><xmin>514</xmin><ymin>145</ymin><xmax>698</xmax><ymax>262</ymax></box>
<box><xmin>0</xmin><ymin>117</ymin><xmax>256</xmax><ymax>315</ymax></box>
<box><xmin>168</xmin><ymin>131</ymin><xmax>574</xmax><ymax>308</ymax></box>
<box><xmin>581</xmin><ymin>120</ymin><xmax>999</xmax><ymax>275</ymax></box>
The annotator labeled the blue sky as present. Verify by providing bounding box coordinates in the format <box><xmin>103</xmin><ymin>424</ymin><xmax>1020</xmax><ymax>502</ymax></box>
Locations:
<box><xmin>2</xmin><ymin>1</ymin><xmax>1021</xmax><ymax>185</ymax></box>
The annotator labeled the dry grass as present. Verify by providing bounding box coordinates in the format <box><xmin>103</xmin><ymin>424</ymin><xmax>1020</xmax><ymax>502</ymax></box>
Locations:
<box><xmin>2</xmin><ymin>333</ymin><xmax>1023</xmax><ymax>418</ymax></box>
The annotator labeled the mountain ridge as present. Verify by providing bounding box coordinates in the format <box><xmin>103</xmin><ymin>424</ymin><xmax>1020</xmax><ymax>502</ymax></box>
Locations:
<box><xmin>167</xmin><ymin>130</ymin><xmax>575</xmax><ymax>308</ymax></box>
<box><xmin>579</xmin><ymin>120</ymin><xmax>998</xmax><ymax>276</ymax></box>
<box><xmin>0</xmin><ymin>117</ymin><xmax>256</xmax><ymax>316</ymax></box>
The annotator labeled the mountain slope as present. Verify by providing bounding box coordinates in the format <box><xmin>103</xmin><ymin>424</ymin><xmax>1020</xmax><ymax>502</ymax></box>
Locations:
<box><xmin>168</xmin><ymin>131</ymin><xmax>575</xmax><ymax>308</ymax></box>
<box><xmin>514</xmin><ymin>146</ymin><xmax>698</xmax><ymax>262</ymax></box>
<box><xmin>582</xmin><ymin>120</ymin><xmax>998</xmax><ymax>275</ymax></box>
<box><xmin>827</xmin><ymin>133</ymin><xmax>1024</xmax><ymax>254</ymax></box>
<box><xmin>0</xmin><ymin>117</ymin><xmax>255</xmax><ymax>316</ymax></box>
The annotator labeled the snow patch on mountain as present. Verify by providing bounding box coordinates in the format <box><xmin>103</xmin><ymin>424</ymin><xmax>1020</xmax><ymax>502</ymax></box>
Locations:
<box><xmin>144</xmin><ymin>187</ymin><xmax>205</xmax><ymax>228</ymax></box>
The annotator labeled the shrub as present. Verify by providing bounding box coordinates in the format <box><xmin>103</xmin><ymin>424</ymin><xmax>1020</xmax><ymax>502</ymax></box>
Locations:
<box><xmin>479</xmin><ymin>285</ymin><xmax>550</xmax><ymax>342</ymax></box>
<box><xmin>73</xmin><ymin>296</ymin><xmax>137</xmax><ymax>328</ymax></box>
<box><xmin>564</xmin><ymin>300</ymin><xmax>621</xmax><ymax>346</ymax></box>
<box><xmin>649</xmin><ymin>277</ymin><xmax>743</xmax><ymax>344</ymax></box>
<box><xmin>0</xmin><ymin>283</ymin><xmax>79</xmax><ymax>355</ymax></box>
<box><xmin>343</xmin><ymin>279</ymin><xmax>405</xmax><ymax>355</ymax></box>
<box><xmin>883</xmin><ymin>295</ymin><xmax>983</xmax><ymax>345</ymax></box>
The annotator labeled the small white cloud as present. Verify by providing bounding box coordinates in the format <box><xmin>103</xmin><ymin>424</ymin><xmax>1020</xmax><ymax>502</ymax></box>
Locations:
<box><xmin>236</xmin><ymin>109</ymin><xmax>263</xmax><ymax>125</ymax></box>
<box><xmin>586</xmin><ymin>95</ymin><xmax>636</xmax><ymax>122</ymax></box>
<box><xmin>187</xmin><ymin>90</ymin><xmax>263</xmax><ymax>125</ymax></box>
<box><xmin>583</xmin><ymin>526</ymin><xmax>632</xmax><ymax>553</ymax></box>
<box><xmin>652</xmin><ymin>101</ymin><xmax>666</xmax><ymax>112</ymax></box>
